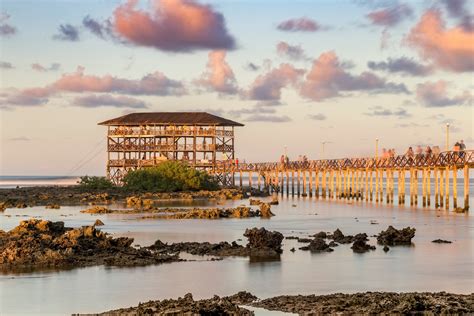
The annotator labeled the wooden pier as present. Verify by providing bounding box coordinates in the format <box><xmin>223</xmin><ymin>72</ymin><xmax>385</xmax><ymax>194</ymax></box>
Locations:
<box><xmin>214</xmin><ymin>150</ymin><xmax>474</xmax><ymax>211</ymax></box>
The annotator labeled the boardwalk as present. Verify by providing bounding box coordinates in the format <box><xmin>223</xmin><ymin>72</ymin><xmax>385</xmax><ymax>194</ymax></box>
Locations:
<box><xmin>214</xmin><ymin>150</ymin><xmax>474</xmax><ymax>211</ymax></box>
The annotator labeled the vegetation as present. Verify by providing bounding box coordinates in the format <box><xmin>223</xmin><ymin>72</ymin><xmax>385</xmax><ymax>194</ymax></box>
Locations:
<box><xmin>122</xmin><ymin>161</ymin><xmax>219</xmax><ymax>192</ymax></box>
<box><xmin>77</xmin><ymin>176</ymin><xmax>114</xmax><ymax>190</ymax></box>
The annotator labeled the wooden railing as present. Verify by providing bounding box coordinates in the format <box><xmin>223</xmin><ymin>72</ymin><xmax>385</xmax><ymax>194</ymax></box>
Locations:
<box><xmin>108</xmin><ymin>129</ymin><xmax>233</xmax><ymax>137</ymax></box>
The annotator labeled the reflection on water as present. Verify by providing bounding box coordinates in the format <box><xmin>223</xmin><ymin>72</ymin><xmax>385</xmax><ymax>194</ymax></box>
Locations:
<box><xmin>0</xmin><ymin>196</ymin><xmax>473</xmax><ymax>314</ymax></box>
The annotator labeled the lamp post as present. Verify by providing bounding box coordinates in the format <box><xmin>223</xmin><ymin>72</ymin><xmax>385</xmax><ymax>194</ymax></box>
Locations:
<box><xmin>446</xmin><ymin>123</ymin><xmax>450</xmax><ymax>151</ymax></box>
<box><xmin>321</xmin><ymin>141</ymin><xmax>331</xmax><ymax>160</ymax></box>
<box><xmin>375</xmin><ymin>138</ymin><xmax>379</xmax><ymax>159</ymax></box>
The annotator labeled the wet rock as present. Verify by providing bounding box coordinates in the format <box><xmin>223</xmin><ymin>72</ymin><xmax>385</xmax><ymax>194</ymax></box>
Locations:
<box><xmin>259</xmin><ymin>203</ymin><xmax>275</xmax><ymax>218</ymax></box>
<box><xmin>16</xmin><ymin>203</ymin><xmax>27</xmax><ymax>208</ymax></box>
<box><xmin>142</xmin><ymin>199</ymin><xmax>154</xmax><ymax>210</ymax></box>
<box><xmin>269</xmin><ymin>196</ymin><xmax>279</xmax><ymax>205</ymax></box>
<box><xmin>45</xmin><ymin>204</ymin><xmax>60</xmax><ymax>209</ymax></box>
<box><xmin>377</xmin><ymin>226</ymin><xmax>416</xmax><ymax>246</ymax></box>
<box><xmin>300</xmin><ymin>238</ymin><xmax>333</xmax><ymax>253</ymax></box>
<box><xmin>285</xmin><ymin>236</ymin><xmax>299</xmax><ymax>240</ymax></box>
<box><xmin>432</xmin><ymin>239</ymin><xmax>452</xmax><ymax>244</ymax></box>
<box><xmin>0</xmin><ymin>219</ymin><xmax>179</xmax><ymax>272</ymax></box>
<box><xmin>94</xmin><ymin>219</ymin><xmax>105</xmax><ymax>226</ymax></box>
<box><xmin>98</xmin><ymin>292</ymin><xmax>257</xmax><ymax>315</ymax></box>
<box><xmin>290</xmin><ymin>247</ymin><xmax>295</xmax><ymax>252</ymax></box>
<box><xmin>80</xmin><ymin>206</ymin><xmax>111</xmax><ymax>214</ymax></box>
<box><xmin>312</xmin><ymin>231</ymin><xmax>327</xmax><ymax>239</ymax></box>
<box><xmin>328</xmin><ymin>241</ymin><xmax>338</xmax><ymax>247</ymax></box>
<box><xmin>0</xmin><ymin>202</ymin><xmax>6</xmax><ymax>212</ymax></box>
<box><xmin>244</xmin><ymin>227</ymin><xmax>283</xmax><ymax>254</ymax></box>
<box><xmin>328</xmin><ymin>228</ymin><xmax>354</xmax><ymax>244</ymax></box>
<box><xmin>351</xmin><ymin>233</ymin><xmax>376</xmax><ymax>253</ymax></box>
<box><xmin>251</xmin><ymin>292</ymin><xmax>474</xmax><ymax>315</ymax></box>
<box><xmin>249</xmin><ymin>198</ymin><xmax>262</xmax><ymax>206</ymax></box>
<box><xmin>383</xmin><ymin>245</ymin><xmax>390</xmax><ymax>252</ymax></box>
<box><xmin>296</xmin><ymin>237</ymin><xmax>312</xmax><ymax>243</ymax></box>
<box><xmin>126</xmin><ymin>196</ymin><xmax>142</xmax><ymax>208</ymax></box>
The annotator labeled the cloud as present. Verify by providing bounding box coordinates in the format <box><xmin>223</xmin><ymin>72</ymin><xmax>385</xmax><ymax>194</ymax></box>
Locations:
<box><xmin>111</xmin><ymin>0</ymin><xmax>236</xmax><ymax>52</ymax></box>
<box><xmin>245</xmin><ymin>114</ymin><xmax>292</xmax><ymax>122</ymax></box>
<box><xmin>406</xmin><ymin>9</ymin><xmax>474</xmax><ymax>72</ymax></box>
<box><xmin>8</xmin><ymin>136</ymin><xmax>31</xmax><ymax>141</ymax></box>
<box><xmin>276</xmin><ymin>41</ymin><xmax>308</xmax><ymax>61</ymax></box>
<box><xmin>53</xmin><ymin>24</ymin><xmax>80</xmax><ymax>41</ymax></box>
<box><xmin>277</xmin><ymin>17</ymin><xmax>322</xmax><ymax>32</ymax></box>
<box><xmin>364</xmin><ymin>106</ymin><xmax>411</xmax><ymax>118</ymax></box>
<box><xmin>53</xmin><ymin>66</ymin><xmax>185</xmax><ymax>96</ymax></box>
<box><xmin>307</xmin><ymin>113</ymin><xmax>326</xmax><ymax>120</ymax></box>
<box><xmin>416</xmin><ymin>80</ymin><xmax>472</xmax><ymax>107</ymax></box>
<box><xmin>367</xmin><ymin>57</ymin><xmax>433</xmax><ymax>76</ymax></box>
<box><xmin>0</xmin><ymin>12</ymin><xmax>17</xmax><ymax>37</ymax></box>
<box><xmin>31</xmin><ymin>63</ymin><xmax>61</xmax><ymax>72</ymax></box>
<box><xmin>0</xmin><ymin>61</ymin><xmax>14</xmax><ymax>69</ymax></box>
<box><xmin>247</xmin><ymin>63</ymin><xmax>304</xmax><ymax>101</ymax></box>
<box><xmin>196</xmin><ymin>50</ymin><xmax>238</xmax><ymax>95</ymax></box>
<box><xmin>82</xmin><ymin>15</ymin><xmax>109</xmax><ymax>39</ymax></box>
<box><xmin>245</xmin><ymin>62</ymin><xmax>260</xmax><ymax>71</ymax></box>
<box><xmin>395</xmin><ymin>122</ymin><xmax>429</xmax><ymax>128</ymax></box>
<box><xmin>441</xmin><ymin>0</ymin><xmax>473</xmax><ymax>31</ymax></box>
<box><xmin>366</xmin><ymin>3</ymin><xmax>413</xmax><ymax>27</ymax></box>
<box><xmin>300</xmin><ymin>51</ymin><xmax>409</xmax><ymax>101</ymax></box>
<box><xmin>72</xmin><ymin>94</ymin><xmax>148</xmax><ymax>108</ymax></box>
<box><xmin>1</xmin><ymin>67</ymin><xmax>185</xmax><ymax>107</ymax></box>
<box><xmin>227</xmin><ymin>105</ymin><xmax>276</xmax><ymax>118</ymax></box>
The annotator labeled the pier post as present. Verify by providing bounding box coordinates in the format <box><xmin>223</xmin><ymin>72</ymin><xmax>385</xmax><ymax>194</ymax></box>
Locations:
<box><xmin>453</xmin><ymin>166</ymin><xmax>457</xmax><ymax>209</ymax></box>
<box><xmin>440</xmin><ymin>168</ymin><xmax>444</xmax><ymax>208</ymax></box>
<box><xmin>445</xmin><ymin>167</ymin><xmax>449</xmax><ymax>210</ymax></box>
<box><xmin>257</xmin><ymin>173</ymin><xmax>261</xmax><ymax>191</ymax></box>
<box><xmin>280</xmin><ymin>170</ymin><xmax>284</xmax><ymax>196</ymax></box>
<box><xmin>422</xmin><ymin>169</ymin><xmax>427</xmax><ymax>207</ymax></box>
<box><xmin>309</xmin><ymin>170</ymin><xmax>313</xmax><ymax>197</ymax></box>
<box><xmin>414</xmin><ymin>169</ymin><xmax>418</xmax><ymax>206</ymax></box>
<box><xmin>292</xmin><ymin>170</ymin><xmax>295</xmax><ymax>197</ymax></box>
<box><xmin>248</xmin><ymin>171</ymin><xmax>252</xmax><ymax>189</ymax></box>
<box><xmin>434</xmin><ymin>168</ymin><xmax>439</xmax><ymax>208</ymax></box>
<box><xmin>297</xmin><ymin>170</ymin><xmax>301</xmax><ymax>197</ymax></box>
<box><xmin>427</xmin><ymin>169</ymin><xmax>431</xmax><ymax>207</ymax></box>
<box><xmin>409</xmin><ymin>169</ymin><xmax>413</xmax><ymax>206</ymax></box>
<box><xmin>464</xmin><ymin>165</ymin><xmax>469</xmax><ymax>211</ymax></box>
<box><xmin>239</xmin><ymin>170</ymin><xmax>243</xmax><ymax>188</ymax></box>
<box><xmin>321</xmin><ymin>170</ymin><xmax>326</xmax><ymax>198</ymax></box>
<box><xmin>286</xmin><ymin>170</ymin><xmax>289</xmax><ymax>197</ymax></box>
<box><xmin>302</xmin><ymin>170</ymin><xmax>307</xmax><ymax>197</ymax></box>
<box><xmin>315</xmin><ymin>169</ymin><xmax>319</xmax><ymax>198</ymax></box>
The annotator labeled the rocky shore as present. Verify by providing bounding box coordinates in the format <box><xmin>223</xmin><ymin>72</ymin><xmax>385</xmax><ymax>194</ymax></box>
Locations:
<box><xmin>93</xmin><ymin>292</ymin><xmax>474</xmax><ymax>315</ymax></box>
<box><xmin>0</xmin><ymin>186</ymin><xmax>249</xmax><ymax>209</ymax></box>
<box><xmin>0</xmin><ymin>219</ymin><xmax>180</xmax><ymax>272</ymax></box>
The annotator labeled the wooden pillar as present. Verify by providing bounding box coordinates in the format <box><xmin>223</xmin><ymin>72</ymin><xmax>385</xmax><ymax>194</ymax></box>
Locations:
<box><xmin>321</xmin><ymin>170</ymin><xmax>326</xmax><ymax>198</ymax></box>
<box><xmin>434</xmin><ymin>168</ymin><xmax>439</xmax><ymax>208</ymax></box>
<box><xmin>291</xmin><ymin>170</ymin><xmax>295</xmax><ymax>197</ymax></box>
<box><xmin>427</xmin><ymin>169</ymin><xmax>431</xmax><ymax>207</ymax></box>
<box><xmin>309</xmin><ymin>170</ymin><xmax>313</xmax><ymax>197</ymax></box>
<box><xmin>286</xmin><ymin>170</ymin><xmax>289</xmax><ymax>197</ymax></box>
<box><xmin>464</xmin><ymin>165</ymin><xmax>469</xmax><ymax>211</ymax></box>
<box><xmin>257</xmin><ymin>172</ymin><xmax>261</xmax><ymax>191</ymax></box>
<box><xmin>302</xmin><ymin>170</ymin><xmax>307</xmax><ymax>197</ymax></box>
<box><xmin>414</xmin><ymin>169</ymin><xmax>419</xmax><ymax>206</ymax></box>
<box><xmin>239</xmin><ymin>170</ymin><xmax>243</xmax><ymax>188</ymax></box>
<box><xmin>453</xmin><ymin>166</ymin><xmax>457</xmax><ymax>209</ymax></box>
<box><xmin>422</xmin><ymin>169</ymin><xmax>427</xmax><ymax>207</ymax></box>
<box><xmin>297</xmin><ymin>170</ymin><xmax>301</xmax><ymax>197</ymax></box>
<box><xmin>445</xmin><ymin>167</ymin><xmax>449</xmax><ymax>210</ymax></box>
<box><xmin>315</xmin><ymin>170</ymin><xmax>319</xmax><ymax>198</ymax></box>
<box><xmin>409</xmin><ymin>169</ymin><xmax>413</xmax><ymax>206</ymax></box>
<box><xmin>248</xmin><ymin>171</ymin><xmax>252</xmax><ymax>189</ymax></box>
<box><xmin>439</xmin><ymin>168</ymin><xmax>444</xmax><ymax>208</ymax></box>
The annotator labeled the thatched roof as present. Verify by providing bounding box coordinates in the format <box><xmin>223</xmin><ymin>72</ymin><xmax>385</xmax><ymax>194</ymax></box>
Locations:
<box><xmin>98</xmin><ymin>112</ymin><xmax>244</xmax><ymax>127</ymax></box>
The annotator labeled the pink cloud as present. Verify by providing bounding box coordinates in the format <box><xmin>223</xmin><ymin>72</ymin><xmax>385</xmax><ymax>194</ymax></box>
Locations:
<box><xmin>277</xmin><ymin>17</ymin><xmax>321</xmax><ymax>32</ymax></box>
<box><xmin>31</xmin><ymin>63</ymin><xmax>61</xmax><ymax>72</ymax></box>
<box><xmin>276</xmin><ymin>41</ymin><xmax>307</xmax><ymax>61</ymax></box>
<box><xmin>300</xmin><ymin>51</ymin><xmax>408</xmax><ymax>101</ymax></box>
<box><xmin>406</xmin><ymin>9</ymin><xmax>474</xmax><ymax>72</ymax></box>
<box><xmin>416</xmin><ymin>80</ymin><xmax>472</xmax><ymax>107</ymax></box>
<box><xmin>112</xmin><ymin>0</ymin><xmax>236</xmax><ymax>52</ymax></box>
<box><xmin>247</xmin><ymin>63</ymin><xmax>304</xmax><ymax>101</ymax></box>
<box><xmin>196</xmin><ymin>50</ymin><xmax>238</xmax><ymax>94</ymax></box>
<box><xmin>366</xmin><ymin>3</ymin><xmax>413</xmax><ymax>27</ymax></box>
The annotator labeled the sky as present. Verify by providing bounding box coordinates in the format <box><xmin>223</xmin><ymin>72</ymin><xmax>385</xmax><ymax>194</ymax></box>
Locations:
<box><xmin>0</xmin><ymin>0</ymin><xmax>473</xmax><ymax>176</ymax></box>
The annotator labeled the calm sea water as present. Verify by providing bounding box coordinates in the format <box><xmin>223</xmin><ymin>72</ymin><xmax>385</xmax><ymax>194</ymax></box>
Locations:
<box><xmin>0</xmin><ymin>176</ymin><xmax>79</xmax><ymax>189</ymax></box>
<box><xmin>0</xmin><ymin>188</ymin><xmax>473</xmax><ymax>315</ymax></box>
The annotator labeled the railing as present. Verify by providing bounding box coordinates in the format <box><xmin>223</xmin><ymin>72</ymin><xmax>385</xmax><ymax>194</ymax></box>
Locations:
<box><xmin>108</xmin><ymin>129</ymin><xmax>233</xmax><ymax>137</ymax></box>
<box><xmin>108</xmin><ymin>144</ymin><xmax>217</xmax><ymax>151</ymax></box>
<box><xmin>108</xmin><ymin>158</ymin><xmax>218</xmax><ymax>167</ymax></box>
<box><xmin>215</xmin><ymin>150</ymin><xmax>474</xmax><ymax>171</ymax></box>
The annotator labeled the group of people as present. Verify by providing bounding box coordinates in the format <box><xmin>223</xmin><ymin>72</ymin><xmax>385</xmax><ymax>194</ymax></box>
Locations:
<box><xmin>113</xmin><ymin>125</ymin><xmax>218</xmax><ymax>136</ymax></box>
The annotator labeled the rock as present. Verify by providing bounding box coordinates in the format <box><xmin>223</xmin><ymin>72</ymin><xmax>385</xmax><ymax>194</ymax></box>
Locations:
<box><xmin>126</xmin><ymin>196</ymin><xmax>142</xmax><ymax>208</ymax></box>
<box><xmin>16</xmin><ymin>203</ymin><xmax>27</xmax><ymax>208</ymax></box>
<box><xmin>328</xmin><ymin>228</ymin><xmax>354</xmax><ymax>244</ymax></box>
<box><xmin>300</xmin><ymin>238</ymin><xmax>333</xmax><ymax>252</ymax></box>
<box><xmin>45</xmin><ymin>204</ymin><xmax>60</xmax><ymax>209</ymax></box>
<box><xmin>328</xmin><ymin>241</ymin><xmax>338</xmax><ymax>247</ymax></box>
<box><xmin>99</xmin><ymin>292</ymin><xmax>256</xmax><ymax>315</ymax></box>
<box><xmin>81</xmin><ymin>206</ymin><xmax>111</xmax><ymax>214</ymax></box>
<box><xmin>351</xmin><ymin>233</ymin><xmax>375</xmax><ymax>253</ymax></box>
<box><xmin>377</xmin><ymin>226</ymin><xmax>416</xmax><ymax>246</ymax></box>
<box><xmin>383</xmin><ymin>245</ymin><xmax>390</xmax><ymax>252</ymax></box>
<box><xmin>313</xmin><ymin>231</ymin><xmax>327</xmax><ymax>239</ymax></box>
<box><xmin>290</xmin><ymin>247</ymin><xmax>295</xmax><ymax>252</ymax></box>
<box><xmin>249</xmin><ymin>198</ymin><xmax>262</xmax><ymax>206</ymax></box>
<box><xmin>94</xmin><ymin>219</ymin><xmax>105</xmax><ymax>226</ymax></box>
<box><xmin>432</xmin><ymin>239</ymin><xmax>452</xmax><ymax>244</ymax></box>
<box><xmin>0</xmin><ymin>202</ymin><xmax>6</xmax><ymax>212</ymax></box>
<box><xmin>142</xmin><ymin>199</ymin><xmax>154</xmax><ymax>210</ymax></box>
<box><xmin>244</xmin><ymin>227</ymin><xmax>283</xmax><ymax>253</ymax></box>
<box><xmin>0</xmin><ymin>219</ymin><xmax>179</xmax><ymax>271</ymax></box>
<box><xmin>259</xmin><ymin>203</ymin><xmax>275</xmax><ymax>218</ymax></box>
<box><xmin>296</xmin><ymin>237</ymin><xmax>312</xmax><ymax>243</ymax></box>
<box><xmin>269</xmin><ymin>196</ymin><xmax>279</xmax><ymax>205</ymax></box>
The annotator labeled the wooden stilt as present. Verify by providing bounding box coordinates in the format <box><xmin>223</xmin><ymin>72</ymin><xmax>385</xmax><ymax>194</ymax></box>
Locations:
<box><xmin>464</xmin><ymin>165</ymin><xmax>469</xmax><ymax>211</ymax></box>
<box><xmin>453</xmin><ymin>166</ymin><xmax>457</xmax><ymax>209</ymax></box>
<box><xmin>445</xmin><ymin>167</ymin><xmax>449</xmax><ymax>210</ymax></box>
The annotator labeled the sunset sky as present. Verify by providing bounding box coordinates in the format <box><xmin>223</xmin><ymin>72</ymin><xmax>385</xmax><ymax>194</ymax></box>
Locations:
<box><xmin>1</xmin><ymin>0</ymin><xmax>473</xmax><ymax>176</ymax></box>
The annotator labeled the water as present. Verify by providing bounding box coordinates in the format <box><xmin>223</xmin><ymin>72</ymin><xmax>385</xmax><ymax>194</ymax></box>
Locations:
<box><xmin>0</xmin><ymin>195</ymin><xmax>473</xmax><ymax>315</ymax></box>
<box><xmin>0</xmin><ymin>176</ymin><xmax>79</xmax><ymax>189</ymax></box>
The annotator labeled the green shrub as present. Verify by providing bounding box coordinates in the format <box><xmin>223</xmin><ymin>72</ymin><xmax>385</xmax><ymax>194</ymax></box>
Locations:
<box><xmin>77</xmin><ymin>176</ymin><xmax>114</xmax><ymax>190</ymax></box>
<box><xmin>122</xmin><ymin>161</ymin><xmax>219</xmax><ymax>192</ymax></box>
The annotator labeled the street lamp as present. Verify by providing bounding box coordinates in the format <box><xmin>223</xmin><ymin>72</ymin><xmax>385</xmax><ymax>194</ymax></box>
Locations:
<box><xmin>446</xmin><ymin>123</ymin><xmax>450</xmax><ymax>151</ymax></box>
<box><xmin>375</xmin><ymin>138</ymin><xmax>379</xmax><ymax>159</ymax></box>
<box><xmin>321</xmin><ymin>141</ymin><xmax>331</xmax><ymax>160</ymax></box>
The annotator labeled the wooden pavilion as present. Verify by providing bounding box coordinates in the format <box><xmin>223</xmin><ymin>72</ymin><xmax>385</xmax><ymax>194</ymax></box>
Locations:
<box><xmin>98</xmin><ymin>112</ymin><xmax>244</xmax><ymax>185</ymax></box>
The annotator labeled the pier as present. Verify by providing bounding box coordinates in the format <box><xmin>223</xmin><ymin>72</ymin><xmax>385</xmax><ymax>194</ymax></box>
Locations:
<box><xmin>214</xmin><ymin>150</ymin><xmax>473</xmax><ymax>211</ymax></box>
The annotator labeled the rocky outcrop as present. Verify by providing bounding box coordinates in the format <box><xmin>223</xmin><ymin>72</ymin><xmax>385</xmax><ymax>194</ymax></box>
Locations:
<box><xmin>81</xmin><ymin>206</ymin><xmax>111</xmax><ymax>214</ymax></box>
<box><xmin>244</xmin><ymin>227</ymin><xmax>283</xmax><ymax>254</ymax></box>
<box><xmin>432</xmin><ymin>239</ymin><xmax>452</xmax><ymax>244</ymax></box>
<box><xmin>45</xmin><ymin>204</ymin><xmax>60</xmax><ymax>209</ymax></box>
<box><xmin>299</xmin><ymin>238</ymin><xmax>333</xmax><ymax>252</ymax></box>
<box><xmin>0</xmin><ymin>219</ymin><xmax>179</xmax><ymax>271</ymax></box>
<box><xmin>327</xmin><ymin>228</ymin><xmax>354</xmax><ymax>244</ymax></box>
<box><xmin>251</xmin><ymin>292</ymin><xmax>474</xmax><ymax>315</ymax></box>
<box><xmin>351</xmin><ymin>233</ymin><xmax>376</xmax><ymax>253</ymax></box>
<box><xmin>98</xmin><ymin>292</ymin><xmax>257</xmax><ymax>315</ymax></box>
<box><xmin>93</xmin><ymin>219</ymin><xmax>105</xmax><ymax>226</ymax></box>
<box><xmin>377</xmin><ymin>226</ymin><xmax>416</xmax><ymax>246</ymax></box>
